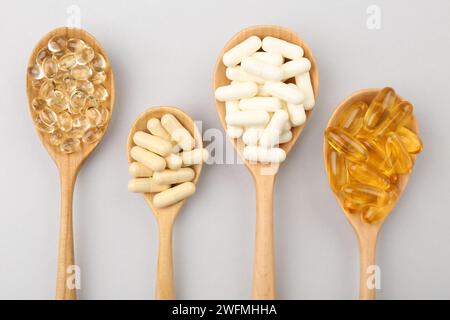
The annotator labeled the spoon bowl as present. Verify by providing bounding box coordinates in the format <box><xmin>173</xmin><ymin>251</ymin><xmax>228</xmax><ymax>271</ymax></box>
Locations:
<box><xmin>26</xmin><ymin>27</ymin><xmax>114</xmax><ymax>300</ymax></box>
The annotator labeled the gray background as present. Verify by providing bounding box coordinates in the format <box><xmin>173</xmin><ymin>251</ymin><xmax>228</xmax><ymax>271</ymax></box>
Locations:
<box><xmin>0</xmin><ymin>0</ymin><xmax>449</xmax><ymax>300</ymax></box>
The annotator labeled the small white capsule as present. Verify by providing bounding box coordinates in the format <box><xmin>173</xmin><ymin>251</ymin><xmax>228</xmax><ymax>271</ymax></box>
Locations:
<box><xmin>128</xmin><ymin>178</ymin><xmax>170</xmax><ymax>193</ymax></box>
<box><xmin>287</xmin><ymin>103</ymin><xmax>306</xmax><ymax>126</ymax></box>
<box><xmin>225</xmin><ymin>101</ymin><xmax>243</xmax><ymax>138</ymax></box>
<box><xmin>133</xmin><ymin>131</ymin><xmax>173</xmax><ymax>157</ymax></box>
<box><xmin>243</xmin><ymin>146</ymin><xmax>286</xmax><ymax>163</ymax></box>
<box><xmin>239</xmin><ymin>97</ymin><xmax>283</xmax><ymax>112</ymax></box>
<box><xmin>295</xmin><ymin>72</ymin><xmax>315</xmax><ymax>110</ymax></box>
<box><xmin>128</xmin><ymin>162</ymin><xmax>153</xmax><ymax>177</ymax></box>
<box><xmin>282</xmin><ymin>120</ymin><xmax>292</xmax><ymax>132</ymax></box>
<box><xmin>223</xmin><ymin>35</ymin><xmax>262</xmax><ymax>67</ymax></box>
<box><xmin>172</xmin><ymin>144</ymin><xmax>182</xmax><ymax>154</ymax></box>
<box><xmin>262</xmin><ymin>36</ymin><xmax>304</xmax><ymax>60</ymax></box>
<box><xmin>242</xmin><ymin>128</ymin><xmax>264</xmax><ymax>146</ymax></box>
<box><xmin>226</xmin><ymin>66</ymin><xmax>265</xmax><ymax>84</ymax></box>
<box><xmin>227</xmin><ymin>126</ymin><xmax>243</xmax><ymax>138</ymax></box>
<box><xmin>226</xmin><ymin>110</ymin><xmax>270</xmax><ymax>127</ymax></box>
<box><xmin>281</xmin><ymin>58</ymin><xmax>311</xmax><ymax>80</ymax></box>
<box><xmin>251</xmin><ymin>51</ymin><xmax>284</xmax><ymax>66</ymax></box>
<box><xmin>153</xmin><ymin>182</ymin><xmax>196</xmax><ymax>208</ymax></box>
<box><xmin>147</xmin><ymin>118</ymin><xmax>172</xmax><ymax>141</ymax></box>
<box><xmin>259</xmin><ymin>110</ymin><xmax>289</xmax><ymax>147</ymax></box>
<box><xmin>180</xmin><ymin>148</ymin><xmax>209</xmax><ymax>166</ymax></box>
<box><xmin>215</xmin><ymin>82</ymin><xmax>258</xmax><ymax>102</ymax></box>
<box><xmin>153</xmin><ymin>168</ymin><xmax>195</xmax><ymax>185</ymax></box>
<box><xmin>263</xmin><ymin>81</ymin><xmax>304</xmax><ymax>105</ymax></box>
<box><xmin>257</xmin><ymin>84</ymin><xmax>271</xmax><ymax>97</ymax></box>
<box><xmin>130</xmin><ymin>146</ymin><xmax>166</xmax><ymax>172</ymax></box>
<box><xmin>161</xmin><ymin>114</ymin><xmax>195</xmax><ymax>151</ymax></box>
<box><xmin>279</xmin><ymin>130</ymin><xmax>293</xmax><ymax>144</ymax></box>
<box><xmin>165</xmin><ymin>154</ymin><xmax>183</xmax><ymax>170</ymax></box>
<box><xmin>241</xmin><ymin>56</ymin><xmax>283</xmax><ymax>82</ymax></box>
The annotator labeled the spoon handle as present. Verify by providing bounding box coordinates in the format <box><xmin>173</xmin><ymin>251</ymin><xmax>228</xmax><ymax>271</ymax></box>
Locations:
<box><xmin>155</xmin><ymin>216</ymin><xmax>175</xmax><ymax>300</ymax></box>
<box><xmin>358</xmin><ymin>229</ymin><xmax>378</xmax><ymax>300</ymax></box>
<box><xmin>252</xmin><ymin>173</ymin><xmax>276</xmax><ymax>299</ymax></box>
<box><xmin>56</xmin><ymin>167</ymin><xmax>77</xmax><ymax>300</ymax></box>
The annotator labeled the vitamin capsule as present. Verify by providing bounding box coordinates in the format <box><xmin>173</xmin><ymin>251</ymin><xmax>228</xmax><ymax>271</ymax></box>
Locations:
<box><xmin>241</xmin><ymin>56</ymin><xmax>284</xmax><ymax>82</ymax></box>
<box><xmin>129</xmin><ymin>162</ymin><xmax>153</xmax><ymax>177</ymax></box>
<box><xmin>363</xmin><ymin>87</ymin><xmax>396</xmax><ymax>130</ymax></box>
<box><xmin>225</xmin><ymin>101</ymin><xmax>243</xmax><ymax>138</ymax></box>
<box><xmin>58</xmin><ymin>54</ymin><xmax>77</xmax><ymax>71</ymax></box>
<box><xmin>153</xmin><ymin>182</ymin><xmax>196</xmax><ymax>208</ymax></box>
<box><xmin>31</xmin><ymin>98</ymin><xmax>47</xmax><ymax>112</ymax></box>
<box><xmin>279</xmin><ymin>130</ymin><xmax>292</xmax><ymax>144</ymax></box>
<box><xmin>172</xmin><ymin>144</ymin><xmax>182</xmax><ymax>154</ymax></box>
<box><xmin>71</xmin><ymin>64</ymin><xmax>93</xmax><ymax>80</ymax></box>
<box><xmin>36</xmin><ymin>48</ymin><xmax>52</xmax><ymax>65</ymax></box>
<box><xmin>58</xmin><ymin>111</ymin><xmax>73</xmax><ymax>132</ymax></box>
<box><xmin>42</xmin><ymin>57</ymin><xmax>58</xmax><ymax>79</ymax></box>
<box><xmin>153</xmin><ymin>168</ymin><xmax>195</xmax><ymax>185</ymax></box>
<box><xmin>397</xmin><ymin>127</ymin><xmax>423</xmax><ymax>154</ymax></box>
<box><xmin>133</xmin><ymin>131</ymin><xmax>173</xmax><ymax>157</ymax></box>
<box><xmin>339</xmin><ymin>101</ymin><xmax>367</xmax><ymax>135</ymax></box>
<box><xmin>165</xmin><ymin>154</ymin><xmax>183</xmax><ymax>170</ymax></box>
<box><xmin>343</xmin><ymin>199</ymin><xmax>367</xmax><ymax>214</ymax></box>
<box><xmin>91</xmin><ymin>71</ymin><xmax>106</xmax><ymax>85</ymax></box>
<box><xmin>222</xmin><ymin>35</ymin><xmax>262</xmax><ymax>67</ymax></box>
<box><xmin>226</xmin><ymin>110</ymin><xmax>270</xmax><ymax>127</ymax></box>
<box><xmin>243</xmin><ymin>146</ymin><xmax>286</xmax><ymax>163</ymax></box>
<box><xmin>179</xmin><ymin>148</ymin><xmax>209</xmax><ymax>166</ymax></box>
<box><xmin>39</xmin><ymin>107</ymin><xmax>58</xmax><ymax>127</ymax></box>
<box><xmin>360</xmin><ymin>139</ymin><xmax>393</xmax><ymax>173</ymax></box>
<box><xmin>93</xmin><ymin>85</ymin><xmax>109</xmax><ymax>102</ymax></box>
<box><xmin>130</xmin><ymin>146</ymin><xmax>166</xmax><ymax>172</ymax></box>
<box><xmin>96</xmin><ymin>106</ymin><xmax>110</xmax><ymax>127</ymax></box>
<box><xmin>340</xmin><ymin>183</ymin><xmax>387</xmax><ymax>207</ymax></box>
<box><xmin>239</xmin><ymin>97</ymin><xmax>283</xmax><ymax>112</ymax></box>
<box><xmin>259</xmin><ymin>110</ymin><xmax>289</xmax><ymax>147</ymax></box>
<box><xmin>147</xmin><ymin>118</ymin><xmax>171</xmax><ymax>141</ymax></box>
<box><xmin>91</xmin><ymin>53</ymin><xmax>107</xmax><ymax>72</ymax></box>
<box><xmin>348</xmin><ymin>162</ymin><xmax>391</xmax><ymax>190</ymax></box>
<box><xmin>262</xmin><ymin>36</ymin><xmax>303</xmax><ymax>60</ymax></box>
<box><xmin>374</xmin><ymin>101</ymin><xmax>413</xmax><ymax>136</ymax></box>
<box><xmin>242</xmin><ymin>127</ymin><xmax>264</xmax><ymax>146</ymax></box>
<box><xmin>386</xmin><ymin>132</ymin><xmax>413</xmax><ymax>174</ymax></box>
<box><xmin>49</xmin><ymin>129</ymin><xmax>65</xmax><ymax>146</ymax></box>
<box><xmin>48</xmin><ymin>36</ymin><xmax>66</xmax><ymax>53</ymax></box>
<box><xmin>251</xmin><ymin>51</ymin><xmax>284</xmax><ymax>66</ymax></box>
<box><xmin>325</xmin><ymin>127</ymin><xmax>368</xmax><ymax>162</ymax></box>
<box><xmin>282</xmin><ymin>120</ymin><xmax>292</xmax><ymax>132</ymax></box>
<box><xmin>226</xmin><ymin>66</ymin><xmax>265</xmax><ymax>84</ymax></box>
<box><xmin>281</xmin><ymin>58</ymin><xmax>311</xmax><ymax>80</ymax></box>
<box><xmin>257</xmin><ymin>84</ymin><xmax>271</xmax><ymax>97</ymax></box>
<box><xmin>263</xmin><ymin>81</ymin><xmax>304</xmax><ymax>105</ymax></box>
<box><xmin>69</xmin><ymin>90</ymin><xmax>87</xmax><ymax>114</ymax></box>
<box><xmin>215</xmin><ymin>82</ymin><xmax>258</xmax><ymax>102</ymax></box>
<box><xmin>47</xmin><ymin>90</ymin><xmax>68</xmax><ymax>113</ymax></box>
<box><xmin>28</xmin><ymin>63</ymin><xmax>44</xmax><ymax>80</ymax></box>
<box><xmin>73</xmin><ymin>115</ymin><xmax>91</xmax><ymax>131</ymax></box>
<box><xmin>59</xmin><ymin>138</ymin><xmax>80</xmax><ymax>154</ymax></box>
<box><xmin>67</xmin><ymin>38</ymin><xmax>85</xmax><ymax>53</ymax></box>
<box><xmin>75</xmin><ymin>46</ymin><xmax>95</xmax><ymax>65</ymax></box>
<box><xmin>362</xmin><ymin>206</ymin><xmax>390</xmax><ymax>224</ymax></box>
<box><xmin>161</xmin><ymin>114</ymin><xmax>195</xmax><ymax>151</ymax></box>
<box><xmin>295</xmin><ymin>73</ymin><xmax>315</xmax><ymax>110</ymax></box>
<box><xmin>326</xmin><ymin>149</ymin><xmax>348</xmax><ymax>193</ymax></box>
<box><xmin>128</xmin><ymin>178</ymin><xmax>170</xmax><ymax>193</ymax></box>
<box><xmin>82</xmin><ymin>127</ymin><xmax>102</xmax><ymax>144</ymax></box>
<box><xmin>286</xmin><ymin>103</ymin><xmax>306</xmax><ymax>126</ymax></box>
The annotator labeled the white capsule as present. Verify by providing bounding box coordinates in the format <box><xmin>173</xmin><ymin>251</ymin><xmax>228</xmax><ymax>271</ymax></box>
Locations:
<box><xmin>239</xmin><ymin>97</ymin><xmax>283</xmax><ymax>112</ymax></box>
<box><xmin>263</xmin><ymin>81</ymin><xmax>304</xmax><ymax>105</ymax></box>
<box><xmin>279</xmin><ymin>130</ymin><xmax>293</xmax><ymax>144</ymax></box>
<box><xmin>130</xmin><ymin>146</ymin><xmax>166</xmax><ymax>172</ymax></box>
<box><xmin>282</xmin><ymin>119</ymin><xmax>292</xmax><ymax>132</ymax></box>
<box><xmin>243</xmin><ymin>146</ymin><xmax>286</xmax><ymax>163</ymax></box>
<box><xmin>128</xmin><ymin>178</ymin><xmax>170</xmax><ymax>193</ymax></box>
<box><xmin>180</xmin><ymin>148</ymin><xmax>209</xmax><ymax>165</ymax></box>
<box><xmin>161</xmin><ymin>114</ymin><xmax>195</xmax><ymax>151</ymax></box>
<box><xmin>226</xmin><ymin>110</ymin><xmax>270</xmax><ymax>127</ymax></box>
<box><xmin>172</xmin><ymin>144</ymin><xmax>181</xmax><ymax>154</ymax></box>
<box><xmin>259</xmin><ymin>110</ymin><xmax>289</xmax><ymax>147</ymax></box>
<box><xmin>225</xmin><ymin>101</ymin><xmax>243</xmax><ymax>138</ymax></box>
<box><xmin>295</xmin><ymin>72</ymin><xmax>315</xmax><ymax>110</ymax></box>
<box><xmin>133</xmin><ymin>131</ymin><xmax>173</xmax><ymax>157</ymax></box>
<box><xmin>262</xmin><ymin>36</ymin><xmax>304</xmax><ymax>60</ymax></box>
<box><xmin>215</xmin><ymin>82</ymin><xmax>258</xmax><ymax>102</ymax></box>
<box><xmin>222</xmin><ymin>36</ymin><xmax>261</xmax><ymax>67</ymax></box>
<box><xmin>153</xmin><ymin>168</ymin><xmax>195</xmax><ymax>185</ymax></box>
<box><xmin>281</xmin><ymin>58</ymin><xmax>311</xmax><ymax>80</ymax></box>
<box><xmin>225</xmin><ymin>100</ymin><xmax>240</xmax><ymax>113</ymax></box>
<box><xmin>226</xmin><ymin>66</ymin><xmax>265</xmax><ymax>84</ymax></box>
<box><xmin>251</xmin><ymin>51</ymin><xmax>284</xmax><ymax>66</ymax></box>
<box><xmin>257</xmin><ymin>84</ymin><xmax>271</xmax><ymax>97</ymax></box>
<box><xmin>153</xmin><ymin>182</ymin><xmax>196</xmax><ymax>208</ymax></box>
<box><xmin>147</xmin><ymin>118</ymin><xmax>171</xmax><ymax>141</ymax></box>
<box><xmin>242</xmin><ymin>128</ymin><xmax>264</xmax><ymax>146</ymax></box>
<box><xmin>287</xmin><ymin>103</ymin><xmax>306</xmax><ymax>126</ymax></box>
<box><xmin>165</xmin><ymin>153</ymin><xmax>182</xmax><ymax>170</ymax></box>
<box><xmin>241</xmin><ymin>56</ymin><xmax>283</xmax><ymax>82</ymax></box>
<box><xmin>128</xmin><ymin>162</ymin><xmax>153</xmax><ymax>177</ymax></box>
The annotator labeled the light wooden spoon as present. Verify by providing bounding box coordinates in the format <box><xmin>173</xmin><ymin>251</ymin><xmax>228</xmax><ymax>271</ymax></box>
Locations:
<box><xmin>213</xmin><ymin>25</ymin><xmax>319</xmax><ymax>299</ymax></box>
<box><xmin>26</xmin><ymin>27</ymin><xmax>115</xmax><ymax>300</ymax></box>
<box><xmin>127</xmin><ymin>106</ymin><xmax>203</xmax><ymax>300</ymax></box>
<box><xmin>323</xmin><ymin>88</ymin><xmax>420</xmax><ymax>300</ymax></box>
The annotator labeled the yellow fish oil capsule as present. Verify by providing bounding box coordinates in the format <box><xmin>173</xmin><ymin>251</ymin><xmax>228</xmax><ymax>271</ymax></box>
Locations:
<box><xmin>58</xmin><ymin>111</ymin><xmax>73</xmax><ymax>132</ymax></box>
<box><xmin>386</xmin><ymin>132</ymin><xmax>413</xmax><ymax>174</ymax></box>
<box><xmin>326</xmin><ymin>148</ymin><xmax>348</xmax><ymax>193</ymax></box>
<box><xmin>361</xmin><ymin>139</ymin><xmax>393</xmax><ymax>173</ymax></box>
<box><xmin>339</xmin><ymin>101</ymin><xmax>367</xmax><ymax>135</ymax></box>
<box><xmin>91</xmin><ymin>53</ymin><xmax>107</xmax><ymax>72</ymax></box>
<box><xmin>75</xmin><ymin>45</ymin><xmax>95</xmax><ymax>65</ymax></box>
<box><xmin>59</xmin><ymin>138</ymin><xmax>80</xmax><ymax>154</ymax></box>
<box><xmin>348</xmin><ymin>162</ymin><xmax>391</xmax><ymax>190</ymax></box>
<box><xmin>340</xmin><ymin>183</ymin><xmax>387</xmax><ymax>207</ymax></box>
<box><xmin>42</xmin><ymin>57</ymin><xmax>59</xmax><ymax>79</ymax></box>
<box><xmin>363</xmin><ymin>87</ymin><xmax>396</xmax><ymax>130</ymax></box>
<box><xmin>325</xmin><ymin>127</ymin><xmax>368</xmax><ymax>162</ymax></box>
<box><xmin>362</xmin><ymin>205</ymin><xmax>390</xmax><ymax>224</ymax></box>
<box><xmin>397</xmin><ymin>126</ymin><xmax>423</xmax><ymax>154</ymax></box>
<box><xmin>374</xmin><ymin>101</ymin><xmax>413</xmax><ymax>136</ymax></box>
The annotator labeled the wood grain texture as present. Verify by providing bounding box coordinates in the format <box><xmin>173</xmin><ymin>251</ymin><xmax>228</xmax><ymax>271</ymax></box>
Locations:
<box><xmin>26</xmin><ymin>27</ymin><xmax>115</xmax><ymax>300</ymax></box>
<box><xmin>127</xmin><ymin>106</ymin><xmax>203</xmax><ymax>300</ymax></box>
<box><xmin>213</xmin><ymin>25</ymin><xmax>319</xmax><ymax>299</ymax></box>
<box><xmin>323</xmin><ymin>88</ymin><xmax>420</xmax><ymax>300</ymax></box>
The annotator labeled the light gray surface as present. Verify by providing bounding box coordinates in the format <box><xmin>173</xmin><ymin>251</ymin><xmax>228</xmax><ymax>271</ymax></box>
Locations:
<box><xmin>0</xmin><ymin>0</ymin><xmax>449</xmax><ymax>300</ymax></box>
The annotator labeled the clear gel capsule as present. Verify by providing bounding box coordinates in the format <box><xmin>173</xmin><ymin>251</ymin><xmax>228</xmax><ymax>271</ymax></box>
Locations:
<box><xmin>325</xmin><ymin>127</ymin><xmax>368</xmax><ymax>162</ymax></box>
<box><xmin>386</xmin><ymin>132</ymin><xmax>413</xmax><ymax>174</ymax></box>
<box><xmin>363</xmin><ymin>87</ymin><xmax>396</xmax><ymax>130</ymax></box>
<box><xmin>326</xmin><ymin>148</ymin><xmax>348</xmax><ymax>193</ymax></box>
<box><xmin>339</xmin><ymin>101</ymin><xmax>368</xmax><ymax>135</ymax></box>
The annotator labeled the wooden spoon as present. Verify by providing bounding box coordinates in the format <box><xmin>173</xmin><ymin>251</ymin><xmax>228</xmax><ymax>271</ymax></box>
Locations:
<box><xmin>26</xmin><ymin>27</ymin><xmax>115</xmax><ymax>300</ymax></box>
<box><xmin>213</xmin><ymin>25</ymin><xmax>319</xmax><ymax>299</ymax></box>
<box><xmin>127</xmin><ymin>106</ymin><xmax>203</xmax><ymax>300</ymax></box>
<box><xmin>323</xmin><ymin>88</ymin><xmax>420</xmax><ymax>300</ymax></box>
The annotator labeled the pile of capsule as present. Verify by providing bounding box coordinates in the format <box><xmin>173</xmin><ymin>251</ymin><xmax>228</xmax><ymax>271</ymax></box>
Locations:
<box><xmin>215</xmin><ymin>35</ymin><xmax>315</xmax><ymax>164</ymax></box>
<box><xmin>325</xmin><ymin>87</ymin><xmax>423</xmax><ymax>224</ymax></box>
<box><xmin>28</xmin><ymin>35</ymin><xmax>110</xmax><ymax>154</ymax></box>
<box><xmin>128</xmin><ymin>114</ymin><xmax>209</xmax><ymax>208</ymax></box>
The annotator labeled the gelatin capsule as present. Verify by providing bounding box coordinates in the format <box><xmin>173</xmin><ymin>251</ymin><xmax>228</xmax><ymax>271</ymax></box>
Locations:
<box><xmin>58</xmin><ymin>112</ymin><xmax>73</xmax><ymax>132</ymax></box>
<box><xmin>38</xmin><ymin>79</ymin><xmax>56</xmax><ymax>99</ymax></box>
<box><xmin>91</xmin><ymin>53</ymin><xmax>107</xmax><ymax>72</ymax></box>
<box><xmin>85</xmin><ymin>107</ymin><xmax>102</xmax><ymax>126</ymax></box>
<box><xmin>36</xmin><ymin>48</ymin><xmax>51</xmax><ymax>65</ymax></box>
<box><xmin>69</xmin><ymin>128</ymin><xmax>84</xmax><ymax>139</ymax></box>
<box><xmin>364</xmin><ymin>87</ymin><xmax>396</xmax><ymax>130</ymax></box>
<box><xmin>82</xmin><ymin>127</ymin><xmax>102</xmax><ymax>144</ymax></box>
<box><xmin>362</xmin><ymin>206</ymin><xmax>390</xmax><ymax>224</ymax></box>
<box><xmin>397</xmin><ymin>126</ymin><xmax>423</xmax><ymax>154</ymax></box>
<box><xmin>67</xmin><ymin>38</ymin><xmax>85</xmax><ymax>53</ymax></box>
<box><xmin>339</xmin><ymin>101</ymin><xmax>367</xmax><ymax>135</ymax></box>
<box><xmin>360</xmin><ymin>139</ymin><xmax>393</xmax><ymax>173</ymax></box>
<box><xmin>28</xmin><ymin>64</ymin><xmax>44</xmax><ymax>80</ymax></box>
<box><xmin>60</xmin><ymin>138</ymin><xmax>81</xmax><ymax>154</ymax></box>
<box><xmin>325</xmin><ymin>127</ymin><xmax>368</xmax><ymax>162</ymax></box>
<box><xmin>96</xmin><ymin>106</ymin><xmax>110</xmax><ymax>126</ymax></box>
<box><xmin>326</xmin><ymin>148</ymin><xmax>348</xmax><ymax>193</ymax></box>
<box><xmin>71</xmin><ymin>65</ymin><xmax>93</xmax><ymax>80</ymax></box>
<box><xmin>31</xmin><ymin>98</ymin><xmax>47</xmax><ymax>112</ymax></box>
<box><xmin>47</xmin><ymin>90</ymin><xmax>67</xmax><ymax>113</ymax></box>
<box><xmin>348</xmin><ymin>162</ymin><xmax>391</xmax><ymax>190</ymax></box>
<box><xmin>34</xmin><ymin>116</ymin><xmax>55</xmax><ymax>133</ymax></box>
<box><xmin>153</xmin><ymin>182</ymin><xmax>196</xmax><ymax>208</ymax></box>
<box><xmin>50</xmin><ymin>129</ymin><xmax>65</xmax><ymax>146</ymax></box>
<box><xmin>85</xmin><ymin>95</ymin><xmax>98</xmax><ymax>109</ymax></box>
<box><xmin>340</xmin><ymin>183</ymin><xmax>387</xmax><ymax>207</ymax></box>
<box><xmin>343</xmin><ymin>199</ymin><xmax>368</xmax><ymax>214</ymax></box>
<box><xmin>69</xmin><ymin>90</ymin><xmax>87</xmax><ymax>114</ymax></box>
<box><xmin>72</xmin><ymin>115</ymin><xmax>91</xmax><ymax>131</ymax></box>
<box><xmin>48</xmin><ymin>36</ymin><xmax>66</xmax><ymax>53</ymax></box>
<box><xmin>93</xmin><ymin>85</ymin><xmax>109</xmax><ymax>102</ymax></box>
<box><xmin>76</xmin><ymin>80</ymin><xmax>95</xmax><ymax>95</ymax></box>
<box><xmin>75</xmin><ymin>46</ymin><xmax>95</xmax><ymax>65</ymax></box>
<box><xmin>58</xmin><ymin>54</ymin><xmax>77</xmax><ymax>71</ymax></box>
<box><xmin>39</xmin><ymin>107</ymin><xmax>58</xmax><ymax>127</ymax></box>
<box><xmin>42</xmin><ymin>57</ymin><xmax>59</xmax><ymax>79</ymax></box>
<box><xmin>386</xmin><ymin>132</ymin><xmax>413</xmax><ymax>174</ymax></box>
<box><xmin>374</xmin><ymin>101</ymin><xmax>413</xmax><ymax>136</ymax></box>
<box><xmin>91</xmin><ymin>71</ymin><xmax>106</xmax><ymax>85</ymax></box>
